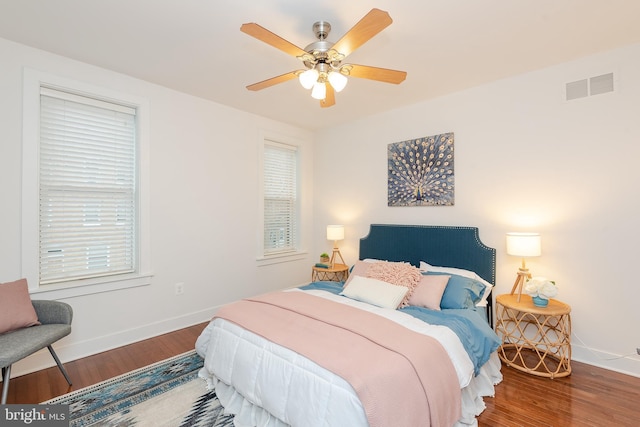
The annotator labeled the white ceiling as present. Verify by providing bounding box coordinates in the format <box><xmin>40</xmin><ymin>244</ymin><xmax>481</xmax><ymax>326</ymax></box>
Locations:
<box><xmin>1</xmin><ymin>0</ymin><xmax>640</xmax><ymax>130</ymax></box>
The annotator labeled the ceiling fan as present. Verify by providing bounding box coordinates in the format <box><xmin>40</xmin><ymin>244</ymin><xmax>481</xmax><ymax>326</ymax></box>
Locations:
<box><xmin>240</xmin><ymin>8</ymin><xmax>407</xmax><ymax>108</ymax></box>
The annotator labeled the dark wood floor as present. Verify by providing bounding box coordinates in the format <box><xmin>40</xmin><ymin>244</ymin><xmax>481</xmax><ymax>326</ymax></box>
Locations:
<box><xmin>478</xmin><ymin>356</ymin><xmax>640</xmax><ymax>427</ymax></box>
<box><xmin>5</xmin><ymin>322</ymin><xmax>640</xmax><ymax>426</ymax></box>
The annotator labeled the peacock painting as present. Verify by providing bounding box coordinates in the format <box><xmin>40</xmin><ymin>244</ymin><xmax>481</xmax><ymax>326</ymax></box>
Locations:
<box><xmin>387</xmin><ymin>132</ymin><xmax>454</xmax><ymax>206</ymax></box>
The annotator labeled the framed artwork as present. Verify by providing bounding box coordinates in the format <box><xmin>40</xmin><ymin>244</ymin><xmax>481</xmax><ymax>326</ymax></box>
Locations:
<box><xmin>387</xmin><ymin>132</ymin><xmax>454</xmax><ymax>206</ymax></box>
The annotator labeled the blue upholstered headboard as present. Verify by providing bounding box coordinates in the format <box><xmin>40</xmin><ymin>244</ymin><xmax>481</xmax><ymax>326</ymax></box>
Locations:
<box><xmin>359</xmin><ymin>224</ymin><xmax>496</xmax><ymax>323</ymax></box>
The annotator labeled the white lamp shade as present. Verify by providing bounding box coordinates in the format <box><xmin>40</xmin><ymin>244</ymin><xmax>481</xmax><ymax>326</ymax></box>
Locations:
<box><xmin>326</xmin><ymin>225</ymin><xmax>344</xmax><ymax>241</ymax></box>
<box><xmin>328</xmin><ymin>71</ymin><xmax>348</xmax><ymax>92</ymax></box>
<box><xmin>299</xmin><ymin>69</ymin><xmax>319</xmax><ymax>89</ymax></box>
<box><xmin>311</xmin><ymin>82</ymin><xmax>326</xmax><ymax>100</ymax></box>
<box><xmin>506</xmin><ymin>232</ymin><xmax>541</xmax><ymax>257</ymax></box>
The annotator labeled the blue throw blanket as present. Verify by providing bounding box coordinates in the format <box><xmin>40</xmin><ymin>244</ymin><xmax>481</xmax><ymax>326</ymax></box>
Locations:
<box><xmin>300</xmin><ymin>281</ymin><xmax>500</xmax><ymax>375</ymax></box>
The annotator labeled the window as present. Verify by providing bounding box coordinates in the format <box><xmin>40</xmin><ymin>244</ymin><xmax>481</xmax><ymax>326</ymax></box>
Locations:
<box><xmin>263</xmin><ymin>140</ymin><xmax>298</xmax><ymax>255</ymax></box>
<box><xmin>39</xmin><ymin>88</ymin><xmax>137</xmax><ymax>284</ymax></box>
<box><xmin>22</xmin><ymin>69</ymin><xmax>151</xmax><ymax>297</ymax></box>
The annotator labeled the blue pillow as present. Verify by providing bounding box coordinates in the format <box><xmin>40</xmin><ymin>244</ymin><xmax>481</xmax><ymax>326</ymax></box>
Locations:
<box><xmin>424</xmin><ymin>272</ymin><xmax>486</xmax><ymax>309</ymax></box>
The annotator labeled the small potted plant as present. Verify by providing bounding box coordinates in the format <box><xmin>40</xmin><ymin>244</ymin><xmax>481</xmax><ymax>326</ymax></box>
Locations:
<box><xmin>320</xmin><ymin>253</ymin><xmax>330</xmax><ymax>263</ymax></box>
<box><xmin>524</xmin><ymin>277</ymin><xmax>558</xmax><ymax>307</ymax></box>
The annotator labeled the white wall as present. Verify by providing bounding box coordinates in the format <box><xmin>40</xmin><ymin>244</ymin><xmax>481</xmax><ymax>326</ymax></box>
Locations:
<box><xmin>314</xmin><ymin>43</ymin><xmax>640</xmax><ymax>377</ymax></box>
<box><xmin>0</xmin><ymin>38</ymin><xmax>315</xmax><ymax>376</ymax></box>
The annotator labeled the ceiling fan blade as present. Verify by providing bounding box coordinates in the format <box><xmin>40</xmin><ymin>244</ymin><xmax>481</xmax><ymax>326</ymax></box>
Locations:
<box><xmin>241</xmin><ymin>23</ymin><xmax>308</xmax><ymax>58</ymax></box>
<box><xmin>246</xmin><ymin>71</ymin><xmax>299</xmax><ymax>91</ymax></box>
<box><xmin>330</xmin><ymin>8</ymin><xmax>393</xmax><ymax>58</ymax></box>
<box><xmin>320</xmin><ymin>83</ymin><xmax>335</xmax><ymax>108</ymax></box>
<box><xmin>348</xmin><ymin>64</ymin><xmax>407</xmax><ymax>84</ymax></box>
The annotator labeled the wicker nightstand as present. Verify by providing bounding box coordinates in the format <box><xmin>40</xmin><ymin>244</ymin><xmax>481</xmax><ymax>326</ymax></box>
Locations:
<box><xmin>311</xmin><ymin>264</ymin><xmax>349</xmax><ymax>282</ymax></box>
<box><xmin>495</xmin><ymin>293</ymin><xmax>572</xmax><ymax>378</ymax></box>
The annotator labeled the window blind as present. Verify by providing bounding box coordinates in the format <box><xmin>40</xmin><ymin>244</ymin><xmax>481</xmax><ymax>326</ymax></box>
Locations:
<box><xmin>39</xmin><ymin>87</ymin><xmax>137</xmax><ymax>284</ymax></box>
<box><xmin>263</xmin><ymin>141</ymin><xmax>298</xmax><ymax>254</ymax></box>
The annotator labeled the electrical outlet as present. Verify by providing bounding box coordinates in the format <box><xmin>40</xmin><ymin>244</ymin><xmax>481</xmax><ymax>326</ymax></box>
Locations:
<box><xmin>174</xmin><ymin>282</ymin><xmax>184</xmax><ymax>295</ymax></box>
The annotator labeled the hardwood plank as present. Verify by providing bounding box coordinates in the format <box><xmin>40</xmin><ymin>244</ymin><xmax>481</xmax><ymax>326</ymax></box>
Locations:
<box><xmin>4</xmin><ymin>321</ymin><xmax>640</xmax><ymax>427</ymax></box>
<box><xmin>478</xmin><ymin>358</ymin><xmax>640</xmax><ymax>426</ymax></box>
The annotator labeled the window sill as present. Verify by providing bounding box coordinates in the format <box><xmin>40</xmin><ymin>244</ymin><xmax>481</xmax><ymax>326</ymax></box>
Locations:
<box><xmin>29</xmin><ymin>272</ymin><xmax>153</xmax><ymax>299</ymax></box>
<box><xmin>257</xmin><ymin>250</ymin><xmax>308</xmax><ymax>267</ymax></box>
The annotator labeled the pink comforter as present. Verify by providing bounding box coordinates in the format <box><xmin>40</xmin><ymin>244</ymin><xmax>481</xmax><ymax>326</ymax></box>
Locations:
<box><xmin>215</xmin><ymin>291</ymin><xmax>461</xmax><ymax>427</ymax></box>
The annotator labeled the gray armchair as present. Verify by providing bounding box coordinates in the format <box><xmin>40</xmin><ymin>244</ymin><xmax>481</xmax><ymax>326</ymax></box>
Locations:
<box><xmin>0</xmin><ymin>300</ymin><xmax>73</xmax><ymax>404</ymax></box>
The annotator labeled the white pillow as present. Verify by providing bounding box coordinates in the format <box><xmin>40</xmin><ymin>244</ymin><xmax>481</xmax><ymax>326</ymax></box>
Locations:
<box><xmin>419</xmin><ymin>261</ymin><xmax>494</xmax><ymax>307</ymax></box>
<box><xmin>340</xmin><ymin>275</ymin><xmax>409</xmax><ymax>309</ymax></box>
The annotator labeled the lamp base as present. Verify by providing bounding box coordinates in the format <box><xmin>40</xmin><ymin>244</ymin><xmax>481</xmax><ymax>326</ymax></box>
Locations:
<box><xmin>329</xmin><ymin>247</ymin><xmax>345</xmax><ymax>267</ymax></box>
<box><xmin>510</xmin><ymin>268</ymin><xmax>532</xmax><ymax>302</ymax></box>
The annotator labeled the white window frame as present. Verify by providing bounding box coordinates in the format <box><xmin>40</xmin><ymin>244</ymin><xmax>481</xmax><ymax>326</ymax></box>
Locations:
<box><xmin>257</xmin><ymin>131</ymin><xmax>309</xmax><ymax>265</ymax></box>
<box><xmin>21</xmin><ymin>69</ymin><xmax>152</xmax><ymax>298</ymax></box>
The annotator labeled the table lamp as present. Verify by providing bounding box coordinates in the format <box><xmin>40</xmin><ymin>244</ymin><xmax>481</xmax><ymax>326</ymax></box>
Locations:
<box><xmin>506</xmin><ymin>232</ymin><xmax>541</xmax><ymax>301</ymax></box>
<box><xmin>326</xmin><ymin>225</ymin><xmax>345</xmax><ymax>267</ymax></box>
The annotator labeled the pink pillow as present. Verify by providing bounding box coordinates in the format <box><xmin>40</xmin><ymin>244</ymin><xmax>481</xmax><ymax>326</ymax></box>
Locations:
<box><xmin>0</xmin><ymin>278</ymin><xmax>40</xmax><ymax>334</ymax></box>
<box><xmin>407</xmin><ymin>275</ymin><xmax>451</xmax><ymax>310</ymax></box>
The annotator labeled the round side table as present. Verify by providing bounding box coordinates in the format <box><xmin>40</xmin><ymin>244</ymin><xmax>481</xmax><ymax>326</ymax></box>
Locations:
<box><xmin>495</xmin><ymin>293</ymin><xmax>572</xmax><ymax>378</ymax></box>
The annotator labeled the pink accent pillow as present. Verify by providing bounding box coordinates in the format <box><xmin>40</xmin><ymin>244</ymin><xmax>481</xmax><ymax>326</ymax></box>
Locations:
<box><xmin>407</xmin><ymin>275</ymin><xmax>451</xmax><ymax>310</ymax></box>
<box><xmin>366</xmin><ymin>261</ymin><xmax>422</xmax><ymax>307</ymax></box>
<box><xmin>0</xmin><ymin>278</ymin><xmax>40</xmax><ymax>334</ymax></box>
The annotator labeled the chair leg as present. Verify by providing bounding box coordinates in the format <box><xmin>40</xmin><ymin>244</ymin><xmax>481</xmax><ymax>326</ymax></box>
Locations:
<box><xmin>1</xmin><ymin>365</ymin><xmax>11</xmax><ymax>405</ymax></box>
<box><xmin>47</xmin><ymin>345</ymin><xmax>72</xmax><ymax>386</ymax></box>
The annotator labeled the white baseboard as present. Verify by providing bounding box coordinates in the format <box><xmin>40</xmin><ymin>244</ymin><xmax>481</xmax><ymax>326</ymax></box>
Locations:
<box><xmin>571</xmin><ymin>344</ymin><xmax>640</xmax><ymax>378</ymax></box>
<box><xmin>7</xmin><ymin>306</ymin><xmax>218</xmax><ymax>379</ymax></box>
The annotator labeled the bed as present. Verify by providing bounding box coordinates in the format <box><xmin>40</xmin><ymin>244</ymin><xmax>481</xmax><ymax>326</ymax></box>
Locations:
<box><xmin>196</xmin><ymin>224</ymin><xmax>503</xmax><ymax>426</ymax></box>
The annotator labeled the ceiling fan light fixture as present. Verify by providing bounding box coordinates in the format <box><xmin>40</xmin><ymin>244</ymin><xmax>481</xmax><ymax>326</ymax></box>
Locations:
<box><xmin>311</xmin><ymin>81</ymin><xmax>326</xmax><ymax>100</ymax></box>
<box><xmin>241</xmin><ymin>8</ymin><xmax>406</xmax><ymax>107</ymax></box>
<box><xmin>328</xmin><ymin>71</ymin><xmax>348</xmax><ymax>92</ymax></box>
<box><xmin>299</xmin><ymin>68</ymin><xmax>319</xmax><ymax>89</ymax></box>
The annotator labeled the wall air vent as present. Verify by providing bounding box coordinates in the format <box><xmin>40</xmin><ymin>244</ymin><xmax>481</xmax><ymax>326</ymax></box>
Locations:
<box><xmin>566</xmin><ymin>79</ymin><xmax>588</xmax><ymax>100</ymax></box>
<box><xmin>565</xmin><ymin>72</ymin><xmax>614</xmax><ymax>101</ymax></box>
<box><xmin>589</xmin><ymin>73</ymin><xmax>615</xmax><ymax>95</ymax></box>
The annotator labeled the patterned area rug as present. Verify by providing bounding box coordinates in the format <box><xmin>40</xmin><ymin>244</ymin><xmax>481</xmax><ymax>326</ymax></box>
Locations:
<box><xmin>43</xmin><ymin>350</ymin><xmax>234</xmax><ymax>426</ymax></box>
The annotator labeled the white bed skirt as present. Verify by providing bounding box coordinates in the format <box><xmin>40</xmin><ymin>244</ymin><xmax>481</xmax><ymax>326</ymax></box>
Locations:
<box><xmin>196</xmin><ymin>319</ymin><xmax>502</xmax><ymax>427</ymax></box>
